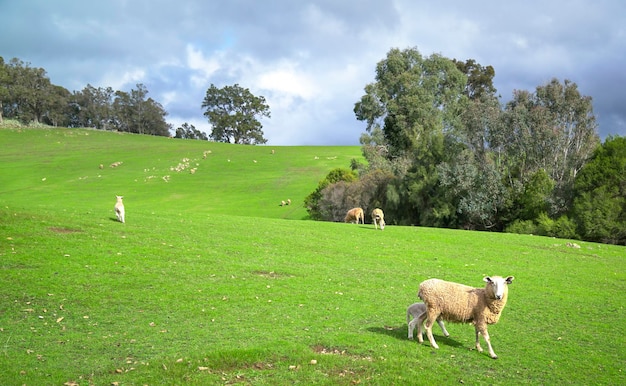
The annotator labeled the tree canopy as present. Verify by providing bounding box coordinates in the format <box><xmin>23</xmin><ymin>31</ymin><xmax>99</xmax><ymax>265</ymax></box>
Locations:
<box><xmin>307</xmin><ymin>46</ymin><xmax>612</xmax><ymax>243</ymax></box>
<box><xmin>201</xmin><ymin>83</ymin><xmax>270</xmax><ymax>145</ymax></box>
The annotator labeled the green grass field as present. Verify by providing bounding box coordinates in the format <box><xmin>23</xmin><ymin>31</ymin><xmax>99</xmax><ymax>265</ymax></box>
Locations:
<box><xmin>1</xmin><ymin>125</ymin><xmax>624</xmax><ymax>385</ymax></box>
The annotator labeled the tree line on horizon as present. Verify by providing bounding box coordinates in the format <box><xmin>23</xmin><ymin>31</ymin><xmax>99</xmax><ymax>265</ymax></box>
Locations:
<box><xmin>0</xmin><ymin>56</ymin><xmax>270</xmax><ymax>144</ymax></box>
<box><xmin>306</xmin><ymin>47</ymin><xmax>625</xmax><ymax>245</ymax></box>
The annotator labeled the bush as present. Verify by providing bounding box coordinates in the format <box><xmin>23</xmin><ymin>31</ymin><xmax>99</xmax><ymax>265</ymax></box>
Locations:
<box><xmin>536</xmin><ymin>214</ymin><xmax>578</xmax><ymax>239</ymax></box>
<box><xmin>505</xmin><ymin>219</ymin><xmax>537</xmax><ymax>235</ymax></box>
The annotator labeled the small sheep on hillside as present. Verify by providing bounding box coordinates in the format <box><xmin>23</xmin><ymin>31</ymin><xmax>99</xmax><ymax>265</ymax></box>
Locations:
<box><xmin>418</xmin><ymin>276</ymin><xmax>514</xmax><ymax>359</ymax></box>
<box><xmin>280</xmin><ymin>200</ymin><xmax>286</xmax><ymax>207</ymax></box>
<box><xmin>371</xmin><ymin>208</ymin><xmax>385</xmax><ymax>230</ymax></box>
<box><xmin>344</xmin><ymin>207</ymin><xmax>364</xmax><ymax>224</ymax></box>
<box><xmin>407</xmin><ymin>302</ymin><xmax>449</xmax><ymax>340</ymax></box>
<box><xmin>114</xmin><ymin>195</ymin><xmax>125</xmax><ymax>223</ymax></box>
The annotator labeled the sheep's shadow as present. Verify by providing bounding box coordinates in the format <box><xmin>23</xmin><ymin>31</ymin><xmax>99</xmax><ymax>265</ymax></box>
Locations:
<box><xmin>367</xmin><ymin>325</ymin><xmax>464</xmax><ymax>348</ymax></box>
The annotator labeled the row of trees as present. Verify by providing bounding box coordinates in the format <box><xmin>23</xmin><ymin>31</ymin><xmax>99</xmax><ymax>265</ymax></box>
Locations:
<box><xmin>1</xmin><ymin>57</ymin><xmax>272</xmax><ymax>143</ymax></box>
<box><xmin>306</xmin><ymin>47</ymin><xmax>625</xmax><ymax>245</ymax></box>
<box><xmin>0</xmin><ymin>57</ymin><xmax>171</xmax><ymax>136</ymax></box>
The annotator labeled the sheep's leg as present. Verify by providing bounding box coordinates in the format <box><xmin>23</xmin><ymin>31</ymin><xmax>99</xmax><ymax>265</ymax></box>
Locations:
<box><xmin>474</xmin><ymin>327</ymin><xmax>484</xmax><ymax>353</ymax></box>
<box><xmin>424</xmin><ymin>313</ymin><xmax>439</xmax><ymax>349</ymax></box>
<box><xmin>475</xmin><ymin>325</ymin><xmax>497</xmax><ymax>358</ymax></box>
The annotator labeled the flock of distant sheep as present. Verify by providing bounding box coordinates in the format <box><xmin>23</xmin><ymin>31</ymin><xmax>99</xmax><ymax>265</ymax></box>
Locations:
<box><xmin>110</xmin><ymin>149</ymin><xmax>515</xmax><ymax>359</ymax></box>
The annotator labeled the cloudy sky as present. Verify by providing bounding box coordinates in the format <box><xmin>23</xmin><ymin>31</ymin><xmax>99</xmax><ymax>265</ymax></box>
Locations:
<box><xmin>1</xmin><ymin>0</ymin><xmax>624</xmax><ymax>145</ymax></box>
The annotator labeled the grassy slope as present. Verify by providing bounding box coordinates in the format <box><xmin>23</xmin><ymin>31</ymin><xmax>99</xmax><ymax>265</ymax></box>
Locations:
<box><xmin>0</xmin><ymin>126</ymin><xmax>624</xmax><ymax>385</ymax></box>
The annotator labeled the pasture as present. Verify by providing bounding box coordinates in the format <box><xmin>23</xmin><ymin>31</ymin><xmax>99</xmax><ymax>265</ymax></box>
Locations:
<box><xmin>0</xmin><ymin>126</ymin><xmax>624</xmax><ymax>385</ymax></box>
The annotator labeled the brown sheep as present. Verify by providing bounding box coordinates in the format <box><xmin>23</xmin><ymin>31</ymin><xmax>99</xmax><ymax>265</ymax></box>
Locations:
<box><xmin>344</xmin><ymin>207</ymin><xmax>364</xmax><ymax>224</ymax></box>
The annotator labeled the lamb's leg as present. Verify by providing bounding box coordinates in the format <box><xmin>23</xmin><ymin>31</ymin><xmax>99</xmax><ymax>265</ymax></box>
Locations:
<box><xmin>416</xmin><ymin>312</ymin><xmax>426</xmax><ymax>343</ymax></box>
<box><xmin>424</xmin><ymin>313</ymin><xmax>439</xmax><ymax>349</ymax></box>
<box><xmin>408</xmin><ymin>317</ymin><xmax>418</xmax><ymax>340</ymax></box>
<box><xmin>436</xmin><ymin>318</ymin><xmax>450</xmax><ymax>337</ymax></box>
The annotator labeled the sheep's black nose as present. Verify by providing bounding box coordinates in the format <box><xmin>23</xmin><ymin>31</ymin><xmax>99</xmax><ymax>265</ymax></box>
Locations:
<box><xmin>495</xmin><ymin>295</ymin><xmax>502</xmax><ymax>300</ymax></box>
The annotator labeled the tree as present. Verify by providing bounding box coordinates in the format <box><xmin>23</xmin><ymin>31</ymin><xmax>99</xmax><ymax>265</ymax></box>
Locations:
<box><xmin>353</xmin><ymin>47</ymin><xmax>468</xmax><ymax>226</ymax></box>
<box><xmin>497</xmin><ymin>79</ymin><xmax>599</xmax><ymax>216</ymax></box>
<box><xmin>571</xmin><ymin>136</ymin><xmax>626</xmax><ymax>245</ymax></box>
<box><xmin>112</xmin><ymin>84</ymin><xmax>170</xmax><ymax>136</ymax></box>
<box><xmin>0</xmin><ymin>57</ymin><xmax>10</xmax><ymax>122</ymax></box>
<box><xmin>201</xmin><ymin>84</ymin><xmax>270</xmax><ymax>144</ymax></box>
<box><xmin>175</xmin><ymin>122</ymin><xmax>208</xmax><ymax>140</ymax></box>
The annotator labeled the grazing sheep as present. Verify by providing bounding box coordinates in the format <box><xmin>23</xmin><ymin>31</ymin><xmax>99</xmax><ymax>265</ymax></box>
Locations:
<box><xmin>99</xmin><ymin>164</ymin><xmax>104</xmax><ymax>169</ymax></box>
<box><xmin>407</xmin><ymin>302</ymin><xmax>449</xmax><ymax>341</ymax></box>
<box><xmin>418</xmin><ymin>276</ymin><xmax>515</xmax><ymax>359</ymax></box>
<box><xmin>287</xmin><ymin>199</ymin><xmax>291</xmax><ymax>205</ymax></box>
<box><xmin>371</xmin><ymin>208</ymin><xmax>385</xmax><ymax>230</ymax></box>
<box><xmin>344</xmin><ymin>207</ymin><xmax>364</xmax><ymax>224</ymax></box>
<box><xmin>114</xmin><ymin>195</ymin><xmax>125</xmax><ymax>223</ymax></box>
<box><xmin>280</xmin><ymin>200</ymin><xmax>286</xmax><ymax>207</ymax></box>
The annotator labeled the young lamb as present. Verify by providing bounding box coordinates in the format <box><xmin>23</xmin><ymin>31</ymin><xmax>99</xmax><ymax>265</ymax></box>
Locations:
<box><xmin>407</xmin><ymin>302</ymin><xmax>449</xmax><ymax>341</ymax></box>
<box><xmin>114</xmin><ymin>195</ymin><xmax>125</xmax><ymax>223</ymax></box>
<box><xmin>371</xmin><ymin>208</ymin><xmax>385</xmax><ymax>230</ymax></box>
<box><xmin>418</xmin><ymin>276</ymin><xmax>514</xmax><ymax>359</ymax></box>
<box><xmin>344</xmin><ymin>207</ymin><xmax>364</xmax><ymax>224</ymax></box>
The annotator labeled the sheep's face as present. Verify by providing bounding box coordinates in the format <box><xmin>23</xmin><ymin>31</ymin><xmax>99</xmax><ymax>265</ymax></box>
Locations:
<box><xmin>483</xmin><ymin>276</ymin><xmax>514</xmax><ymax>300</ymax></box>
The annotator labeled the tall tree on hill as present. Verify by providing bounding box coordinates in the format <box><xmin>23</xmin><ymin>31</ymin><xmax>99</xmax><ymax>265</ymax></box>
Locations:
<box><xmin>353</xmin><ymin>47</ymin><xmax>468</xmax><ymax>226</ymax></box>
<box><xmin>201</xmin><ymin>83</ymin><xmax>270</xmax><ymax>144</ymax></box>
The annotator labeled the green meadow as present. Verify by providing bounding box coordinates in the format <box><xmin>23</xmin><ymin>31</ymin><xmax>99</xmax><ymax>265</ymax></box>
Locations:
<box><xmin>0</xmin><ymin>125</ymin><xmax>624</xmax><ymax>385</ymax></box>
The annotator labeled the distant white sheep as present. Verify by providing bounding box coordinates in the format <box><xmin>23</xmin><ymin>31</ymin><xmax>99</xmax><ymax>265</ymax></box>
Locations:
<box><xmin>280</xmin><ymin>200</ymin><xmax>286</xmax><ymax>207</ymax></box>
<box><xmin>344</xmin><ymin>207</ymin><xmax>364</xmax><ymax>224</ymax></box>
<box><xmin>407</xmin><ymin>302</ymin><xmax>449</xmax><ymax>341</ymax></box>
<box><xmin>287</xmin><ymin>199</ymin><xmax>291</xmax><ymax>205</ymax></box>
<box><xmin>371</xmin><ymin>208</ymin><xmax>385</xmax><ymax>230</ymax></box>
<box><xmin>114</xmin><ymin>195</ymin><xmax>125</xmax><ymax>223</ymax></box>
<box><xmin>418</xmin><ymin>276</ymin><xmax>515</xmax><ymax>359</ymax></box>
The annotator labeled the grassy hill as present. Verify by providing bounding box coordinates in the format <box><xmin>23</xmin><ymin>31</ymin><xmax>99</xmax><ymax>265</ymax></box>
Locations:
<box><xmin>0</xmin><ymin>125</ymin><xmax>624</xmax><ymax>385</ymax></box>
<box><xmin>0</xmin><ymin>125</ymin><xmax>360</xmax><ymax>220</ymax></box>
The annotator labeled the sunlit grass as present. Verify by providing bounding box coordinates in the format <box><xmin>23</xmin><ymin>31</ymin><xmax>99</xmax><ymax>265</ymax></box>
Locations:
<box><xmin>0</xmin><ymin>126</ymin><xmax>624</xmax><ymax>385</ymax></box>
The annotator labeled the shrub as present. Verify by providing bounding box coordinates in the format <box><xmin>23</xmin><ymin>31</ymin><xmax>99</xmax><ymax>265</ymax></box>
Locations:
<box><xmin>505</xmin><ymin>219</ymin><xmax>537</xmax><ymax>235</ymax></box>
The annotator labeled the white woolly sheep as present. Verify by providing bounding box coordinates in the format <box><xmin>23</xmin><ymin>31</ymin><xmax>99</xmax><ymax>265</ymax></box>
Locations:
<box><xmin>344</xmin><ymin>207</ymin><xmax>364</xmax><ymax>224</ymax></box>
<box><xmin>418</xmin><ymin>276</ymin><xmax>514</xmax><ymax>359</ymax></box>
<box><xmin>114</xmin><ymin>195</ymin><xmax>125</xmax><ymax>223</ymax></box>
<box><xmin>280</xmin><ymin>200</ymin><xmax>286</xmax><ymax>207</ymax></box>
<box><xmin>371</xmin><ymin>208</ymin><xmax>385</xmax><ymax>230</ymax></box>
<box><xmin>407</xmin><ymin>302</ymin><xmax>449</xmax><ymax>341</ymax></box>
<box><xmin>287</xmin><ymin>199</ymin><xmax>291</xmax><ymax>205</ymax></box>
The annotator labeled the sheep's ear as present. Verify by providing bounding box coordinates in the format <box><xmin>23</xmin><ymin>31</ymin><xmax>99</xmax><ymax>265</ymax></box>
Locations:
<box><xmin>505</xmin><ymin>276</ymin><xmax>514</xmax><ymax>284</ymax></box>
<box><xmin>483</xmin><ymin>276</ymin><xmax>493</xmax><ymax>283</ymax></box>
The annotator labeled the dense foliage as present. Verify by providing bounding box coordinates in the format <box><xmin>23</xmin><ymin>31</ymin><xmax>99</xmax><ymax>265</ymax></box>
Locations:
<box><xmin>0</xmin><ymin>57</ymin><xmax>171</xmax><ymax>136</ymax></box>
<box><xmin>571</xmin><ymin>136</ymin><xmax>626</xmax><ymax>244</ymax></box>
<box><xmin>306</xmin><ymin>47</ymin><xmax>622</xmax><ymax>245</ymax></box>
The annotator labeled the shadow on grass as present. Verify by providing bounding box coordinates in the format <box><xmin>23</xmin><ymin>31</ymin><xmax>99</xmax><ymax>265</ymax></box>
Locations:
<box><xmin>367</xmin><ymin>325</ymin><xmax>465</xmax><ymax>348</ymax></box>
